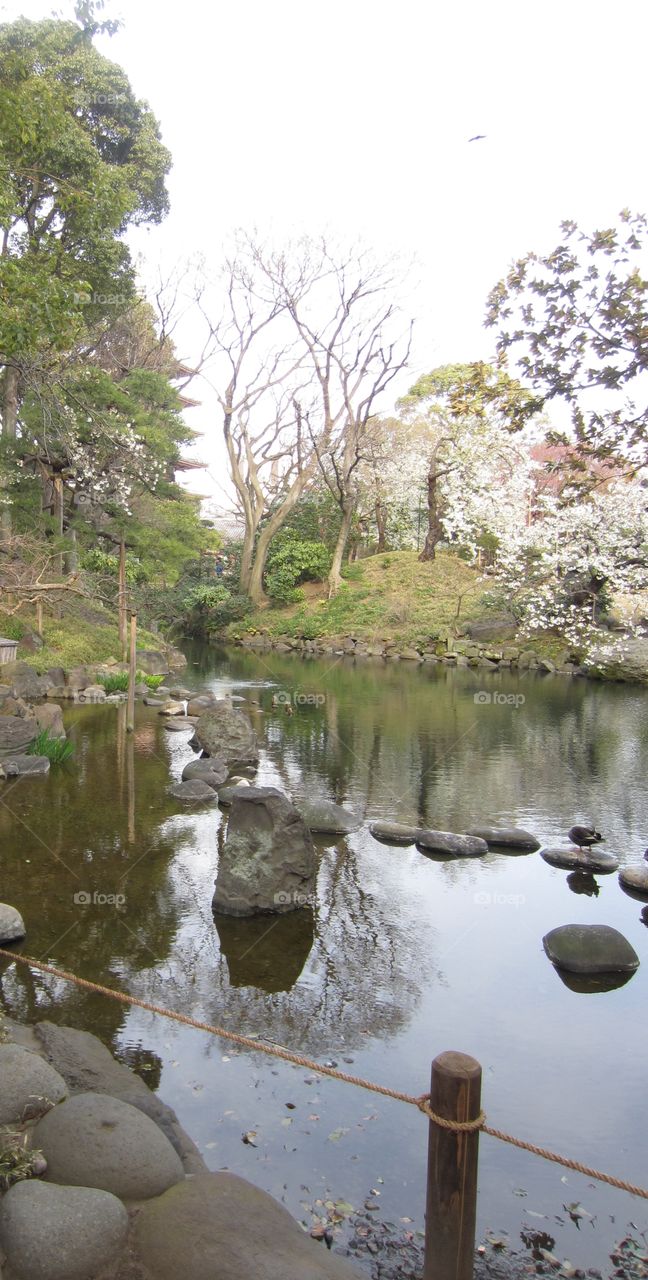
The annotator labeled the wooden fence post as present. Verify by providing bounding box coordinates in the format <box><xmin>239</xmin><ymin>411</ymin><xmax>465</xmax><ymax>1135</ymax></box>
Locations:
<box><xmin>126</xmin><ymin>612</ymin><xmax>137</xmax><ymax>734</ymax></box>
<box><xmin>423</xmin><ymin>1051</ymin><xmax>482</xmax><ymax>1280</ymax></box>
<box><xmin>118</xmin><ymin>539</ymin><xmax>127</xmax><ymax>663</ymax></box>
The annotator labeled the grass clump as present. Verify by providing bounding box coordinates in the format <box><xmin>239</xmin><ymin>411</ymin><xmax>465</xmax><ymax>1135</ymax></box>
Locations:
<box><xmin>27</xmin><ymin>730</ymin><xmax>74</xmax><ymax>764</ymax></box>
<box><xmin>0</xmin><ymin>1130</ymin><xmax>46</xmax><ymax>1192</ymax></box>
<box><xmin>97</xmin><ymin>672</ymin><xmax>129</xmax><ymax>693</ymax></box>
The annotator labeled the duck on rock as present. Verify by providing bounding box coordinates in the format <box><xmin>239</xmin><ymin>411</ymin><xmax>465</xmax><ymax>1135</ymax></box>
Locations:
<box><xmin>568</xmin><ymin>824</ymin><xmax>603</xmax><ymax>853</ymax></box>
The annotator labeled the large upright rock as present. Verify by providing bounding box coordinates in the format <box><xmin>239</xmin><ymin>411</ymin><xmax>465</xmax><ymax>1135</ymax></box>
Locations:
<box><xmin>195</xmin><ymin>701</ymin><xmax>259</xmax><ymax>767</ymax></box>
<box><xmin>585</xmin><ymin>637</ymin><xmax>648</xmax><ymax>684</ymax></box>
<box><xmin>0</xmin><ymin>661</ymin><xmax>44</xmax><ymax>700</ymax></box>
<box><xmin>0</xmin><ymin>1180</ymin><xmax>129</xmax><ymax>1280</ymax></box>
<box><xmin>213</xmin><ymin>787</ymin><xmax>316</xmax><ymax>917</ymax></box>
<box><xmin>0</xmin><ymin>716</ymin><xmax>37</xmax><ymax>758</ymax></box>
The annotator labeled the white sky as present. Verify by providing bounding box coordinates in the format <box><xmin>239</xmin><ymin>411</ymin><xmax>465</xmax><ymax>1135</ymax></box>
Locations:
<box><xmin>3</xmin><ymin>0</ymin><xmax>647</xmax><ymax>506</ymax></box>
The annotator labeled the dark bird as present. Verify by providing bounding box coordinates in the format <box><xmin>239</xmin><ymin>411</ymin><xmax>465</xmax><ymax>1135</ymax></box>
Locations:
<box><xmin>568</xmin><ymin>825</ymin><xmax>603</xmax><ymax>852</ymax></box>
<box><xmin>468</xmin><ymin>134</ymin><xmax>486</xmax><ymax>142</ymax></box>
<box><xmin>644</xmin><ymin>849</ymin><xmax>648</xmax><ymax>862</ymax></box>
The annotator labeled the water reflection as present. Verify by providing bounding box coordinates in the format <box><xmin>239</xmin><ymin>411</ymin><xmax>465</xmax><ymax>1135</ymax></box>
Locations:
<box><xmin>214</xmin><ymin>909</ymin><xmax>315</xmax><ymax>991</ymax></box>
<box><xmin>566</xmin><ymin>871</ymin><xmax>600</xmax><ymax>897</ymax></box>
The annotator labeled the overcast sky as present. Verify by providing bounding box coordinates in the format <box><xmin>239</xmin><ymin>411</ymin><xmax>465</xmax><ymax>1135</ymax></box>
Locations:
<box><xmin>3</xmin><ymin>0</ymin><xmax>647</xmax><ymax>505</ymax></box>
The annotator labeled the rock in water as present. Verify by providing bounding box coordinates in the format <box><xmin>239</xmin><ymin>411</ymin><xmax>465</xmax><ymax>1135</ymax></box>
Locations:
<box><xmin>167</xmin><ymin>780</ymin><xmax>218</xmax><ymax>804</ymax></box>
<box><xmin>619</xmin><ymin>865</ymin><xmax>648</xmax><ymax>900</ymax></box>
<box><xmin>543</xmin><ymin>924</ymin><xmax>640</xmax><ymax>974</ymax></box>
<box><xmin>416</xmin><ymin>830</ymin><xmax>489</xmax><ymax>857</ymax></box>
<box><xmin>213</xmin><ymin>787</ymin><xmax>316</xmax><ymax>916</ymax></box>
<box><xmin>585</xmin><ymin>637</ymin><xmax>648</xmax><ymax>684</ymax></box>
<box><xmin>0</xmin><ymin>903</ymin><xmax>26</xmax><ymax>943</ymax></box>
<box><xmin>0</xmin><ymin>717</ymin><xmax>38</xmax><ymax>759</ymax></box>
<box><xmin>0</xmin><ymin>1181</ymin><xmax>129</xmax><ymax>1280</ymax></box>
<box><xmin>0</xmin><ymin>1043</ymin><xmax>68</xmax><ymax>1124</ymax></box>
<box><xmin>181</xmin><ymin>757</ymin><xmax>229</xmax><ymax>788</ymax></box>
<box><xmin>541</xmin><ymin>846</ymin><xmax>619</xmax><ymax>874</ymax></box>
<box><xmin>195</xmin><ymin>702</ymin><xmax>259</xmax><ymax>768</ymax></box>
<box><xmin>296</xmin><ymin>799</ymin><xmax>362</xmax><ymax>834</ymax></box>
<box><xmin>369</xmin><ymin>821</ymin><xmax>423</xmax><ymax>845</ymax></box>
<box><xmin>2</xmin><ymin>755</ymin><xmax>50</xmax><ymax>777</ymax></box>
<box><xmin>467</xmin><ymin>826</ymin><xmax>540</xmax><ymax>851</ymax></box>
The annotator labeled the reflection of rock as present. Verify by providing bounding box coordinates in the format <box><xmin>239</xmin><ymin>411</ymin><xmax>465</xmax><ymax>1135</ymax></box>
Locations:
<box><xmin>541</xmin><ymin>846</ymin><xmax>619</xmax><ymax>874</ymax></box>
<box><xmin>552</xmin><ymin>968</ymin><xmax>637</xmax><ymax>994</ymax></box>
<box><xmin>214</xmin><ymin>908</ymin><xmax>315</xmax><ymax>991</ymax></box>
<box><xmin>566</xmin><ymin>871</ymin><xmax>600</xmax><ymax>897</ymax></box>
<box><xmin>619</xmin><ymin>865</ymin><xmax>648</xmax><ymax>901</ymax></box>
<box><xmin>467</xmin><ymin>826</ymin><xmax>540</xmax><ymax>851</ymax></box>
<box><xmin>196</xmin><ymin>702</ymin><xmax>259</xmax><ymax>768</ymax></box>
<box><xmin>417</xmin><ymin>830</ymin><xmax>488</xmax><ymax>857</ymax></box>
<box><xmin>543</xmin><ymin>924</ymin><xmax>640</xmax><ymax>975</ymax></box>
<box><xmin>297</xmin><ymin>799</ymin><xmax>362</xmax><ymax>834</ymax></box>
<box><xmin>213</xmin><ymin>787</ymin><xmax>316</xmax><ymax>917</ymax></box>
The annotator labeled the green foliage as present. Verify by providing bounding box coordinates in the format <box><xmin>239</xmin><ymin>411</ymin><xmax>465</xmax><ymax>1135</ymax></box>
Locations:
<box><xmin>27</xmin><ymin>730</ymin><xmax>75</xmax><ymax>763</ymax></box>
<box><xmin>183</xmin><ymin>584</ymin><xmax>231</xmax><ymax>611</ymax></box>
<box><xmin>143</xmin><ymin>673</ymin><xmax>164</xmax><ymax>690</ymax></box>
<box><xmin>340</xmin><ymin>561</ymin><xmax>365</xmax><ymax>581</ymax></box>
<box><xmin>265</xmin><ymin>536</ymin><xmax>330</xmax><ymax>604</ymax></box>
<box><xmin>81</xmin><ymin>548</ymin><xmax>148</xmax><ymax>583</ymax></box>
<box><xmin>96</xmin><ymin>672</ymin><xmax>128</xmax><ymax>692</ymax></box>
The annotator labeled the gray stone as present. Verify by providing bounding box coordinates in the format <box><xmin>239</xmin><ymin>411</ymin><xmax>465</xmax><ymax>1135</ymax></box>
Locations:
<box><xmin>143</xmin><ymin>696</ymin><xmax>166</xmax><ymax>706</ymax></box>
<box><xmin>66</xmin><ymin>667</ymin><xmax>90</xmax><ymax>691</ymax></box>
<box><xmin>0</xmin><ymin>903</ymin><xmax>26</xmax><ymax>943</ymax></box>
<box><xmin>133</xmin><ymin>1171</ymin><xmax>362</xmax><ymax>1280</ymax></box>
<box><xmin>585</xmin><ymin>637</ymin><xmax>648</xmax><ymax>685</ymax></box>
<box><xmin>181</xmin><ymin>757</ymin><xmax>229</xmax><ymax>788</ymax></box>
<box><xmin>213</xmin><ymin>787</ymin><xmax>316</xmax><ymax>917</ymax></box>
<box><xmin>0</xmin><ymin>1180</ymin><xmax>128</xmax><ymax>1280</ymax></box>
<box><xmin>464</xmin><ymin>615</ymin><xmax>518</xmax><ymax>642</ymax></box>
<box><xmin>164</xmin><ymin>717</ymin><xmax>198</xmax><ymax>732</ymax></box>
<box><xmin>540</xmin><ymin>846</ymin><xmax>620</xmax><ymax>874</ymax></box>
<box><xmin>33</xmin><ymin>1022</ymin><xmax>206</xmax><ymax>1174</ymax></box>
<box><xmin>76</xmin><ymin>683</ymin><xmax>106</xmax><ymax>702</ymax></box>
<box><xmin>160</xmin><ymin>701</ymin><xmax>189</xmax><ymax>716</ymax></box>
<box><xmin>543</xmin><ymin>924</ymin><xmax>640</xmax><ymax>974</ymax></box>
<box><xmin>416</xmin><ymin>830</ymin><xmax>489</xmax><ymax>857</ymax></box>
<box><xmin>34</xmin><ymin>1091</ymin><xmax>185</xmax><ymax>1200</ymax></box>
<box><xmin>168</xmin><ymin>686</ymin><xmax>195</xmax><ymax>700</ymax></box>
<box><xmin>369</xmin><ymin>820</ymin><xmax>423</xmax><ymax>845</ymax></box>
<box><xmin>195</xmin><ymin>701</ymin><xmax>259</xmax><ymax>767</ymax></box>
<box><xmin>217</xmin><ymin>783</ymin><xmax>254</xmax><ymax>807</ymax></box>
<box><xmin>0</xmin><ymin>1043</ymin><xmax>68</xmax><ymax>1124</ymax></box>
<box><xmin>619</xmin><ymin>865</ymin><xmax>648</xmax><ymax>900</ymax></box>
<box><xmin>296</xmin><ymin>799</ymin><xmax>362</xmax><ymax>834</ymax></box>
<box><xmin>467</xmin><ymin>826</ymin><xmax>540</xmax><ymax>851</ymax></box>
<box><xmin>0</xmin><ymin>716</ymin><xmax>37</xmax><ymax>758</ymax></box>
<box><xmin>33</xmin><ymin>703</ymin><xmax>66</xmax><ymax>738</ymax></box>
<box><xmin>45</xmin><ymin>667</ymin><xmax>66</xmax><ymax>687</ymax></box>
<box><xmin>167</xmin><ymin>779</ymin><xmax>218</xmax><ymax>803</ymax></box>
<box><xmin>187</xmin><ymin>695</ymin><xmax>218</xmax><ymax>716</ymax></box>
<box><xmin>2</xmin><ymin>754</ymin><xmax>50</xmax><ymax>777</ymax></box>
<box><xmin>136</xmin><ymin>649</ymin><xmax>170</xmax><ymax>675</ymax></box>
<box><xmin>0</xmin><ymin>661</ymin><xmax>43</xmax><ymax>700</ymax></box>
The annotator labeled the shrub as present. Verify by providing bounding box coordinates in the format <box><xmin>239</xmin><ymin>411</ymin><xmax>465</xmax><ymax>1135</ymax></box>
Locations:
<box><xmin>265</xmin><ymin>538</ymin><xmax>330</xmax><ymax>604</ymax></box>
<box><xmin>97</xmin><ymin>672</ymin><xmax>129</xmax><ymax>693</ymax></box>
<box><xmin>142</xmin><ymin>673</ymin><xmax>164</xmax><ymax>690</ymax></box>
<box><xmin>27</xmin><ymin>730</ymin><xmax>74</xmax><ymax>764</ymax></box>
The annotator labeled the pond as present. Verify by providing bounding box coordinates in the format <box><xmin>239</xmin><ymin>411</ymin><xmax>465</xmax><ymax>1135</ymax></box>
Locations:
<box><xmin>1</xmin><ymin>646</ymin><xmax>647</xmax><ymax>1272</ymax></box>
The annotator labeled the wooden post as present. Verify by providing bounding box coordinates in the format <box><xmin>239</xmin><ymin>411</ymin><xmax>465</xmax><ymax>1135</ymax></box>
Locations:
<box><xmin>423</xmin><ymin>1051</ymin><xmax>482</xmax><ymax>1280</ymax></box>
<box><xmin>118</xmin><ymin>539</ymin><xmax>127</xmax><ymax>662</ymax></box>
<box><xmin>36</xmin><ymin>599</ymin><xmax>43</xmax><ymax>636</ymax></box>
<box><xmin>126</xmin><ymin>612</ymin><xmax>137</xmax><ymax>734</ymax></box>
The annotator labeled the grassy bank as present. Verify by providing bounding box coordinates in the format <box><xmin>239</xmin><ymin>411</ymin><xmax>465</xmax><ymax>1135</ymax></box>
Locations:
<box><xmin>228</xmin><ymin>551</ymin><xmax>496</xmax><ymax>647</ymax></box>
<box><xmin>0</xmin><ymin>599</ymin><xmax>164</xmax><ymax>672</ymax></box>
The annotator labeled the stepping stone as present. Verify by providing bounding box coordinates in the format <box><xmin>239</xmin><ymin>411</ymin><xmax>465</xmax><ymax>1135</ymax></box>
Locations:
<box><xmin>541</xmin><ymin>846</ymin><xmax>619</xmax><ymax>874</ymax></box>
<box><xmin>467</xmin><ymin>826</ymin><xmax>540</xmax><ymax>851</ymax></box>
<box><xmin>416</xmin><ymin>830</ymin><xmax>489</xmax><ymax>858</ymax></box>
<box><xmin>619</xmin><ymin>865</ymin><xmax>648</xmax><ymax>900</ymax></box>
<box><xmin>296</xmin><ymin>800</ymin><xmax>362</xmax><ymax>834</ymax></box>
<box><xmin>164</xmin><ymin>718</ymin><xmax>198</xmax><ymax>732</ymax></box>
<box><xmin>0</xmin><ymin>1180</ymin><xmax>128</xmax><ymax>1280</ymax></box>
<box><xmin>543</xmin><ymin>924</ymin><xmax>640</xmax><ymax>975</ymax></box>
<box><xmin>182</xmin><ymin>757</ymin><xmax>229</xmax><ymax>788</ymax></box>
<box><xmin>369</xmin><ymin>821</ymin><xmax>423</xmax><ymax>845</ymax></box>
<box><xmin>167</xmin><ymin>780</ymin><xmax>218</xmax><ymax>804</ymax></box>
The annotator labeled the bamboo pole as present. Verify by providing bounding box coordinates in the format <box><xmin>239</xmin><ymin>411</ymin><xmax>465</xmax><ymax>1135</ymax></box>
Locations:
<box><xmin>423</xmin><ymin>1051</ymin><xmax>482</xmax><ymax>1280</ymax></box>
<box><xmin>126</xmin><ymin>612</ymin><xmax>137</xmax><ymax>734</ymax></box>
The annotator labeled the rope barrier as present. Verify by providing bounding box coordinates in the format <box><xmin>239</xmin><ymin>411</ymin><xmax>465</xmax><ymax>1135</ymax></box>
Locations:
<box><xmin>2</xmin><ymin>949</ymin><xmax>647</xmax><ymax>1202</ymax></box>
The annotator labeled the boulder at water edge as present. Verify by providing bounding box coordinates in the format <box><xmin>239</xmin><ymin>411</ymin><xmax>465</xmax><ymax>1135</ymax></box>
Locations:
<box><xmin>369</xmin><ymin>820</ymin><xmax>424</xmax><ymax>845</ymax></box>
<box><xmin>619</xmin><ymin>865</ymin><xmax>648</xmax><ymax>900</ymax></box>
<box><xmin>543</xmin><ymin>924</ymin><xmax>640</xmax><ymax>974</ymax></box>
<box><xmin>168</xmin><ymin>778</ymin><xmax>218</xmax><ymax>803</ymax></box>
<box><xmin>195</xmin><ymin>702</ymin><xmax>259</xmax><ymax>767</ymax></box>
<box><xmin>181</xmin><ymin>756</ymin><xmax>229</xmax><ymax>788</ymax></box>
<box><xmin>0</xmin><ymin>716</ymin><xmax>37</xmax><ymax>758</ymax></box>
<box><xmin>541</xmin><ymin>846</ymin><xmax>620</xmax><ymax>874</ymax></box>
<box><xmin>0</xmin><ymin>1180</ymin><xmax>128</xmax><ymax>1280</ymax></box>
<box><xmin>34</xmin><ymin>1091</ymin><xmax>185</xmax><ymax>1199</ymax></box>
<box><xmin>133</xmin><ymin>1171</ymin><xmax>362</xmax><ymax>1280</ymax></box>
<box><xmin>416</xmin><ymin>830</ymin><xmax>489</xmax><ymax>857</ymax></box>
<box><xmin>297</xmin><ymin>799</ymin><xmax>362</xmax><ymax>834</ymax></box>
<box><xmin>2</xmin><ymin>754</ymin><xmax>50</xmax><ymax>777</ymax></box>
<box><xmin>585</xmin><ymin>637</ymin><xmax>648</xmax><ymax>685</ymax></box>
<box><xmin>0</xmin><ymin>902</ymin><xmax>26</xmax><ymax>943</ymax></box>
<box><xmin>213</xmin><ymin>787</ymin><xmax>316</xmax><ymax>916</ymax></box>
<box><xmin>467</xmin><ymin>826</ymin><xmax>540</xmax><ymax>851</ymax></box>
<box><xmin>0</xmin><ymin>1042</ymin><xmax>68</xmax><ymax>1123</ymax></box>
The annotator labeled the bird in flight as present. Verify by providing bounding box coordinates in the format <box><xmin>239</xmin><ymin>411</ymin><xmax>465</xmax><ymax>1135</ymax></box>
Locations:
<box><xmin>468</xmin><ymin>134</ymin><xmax>486</xmax><ymax>142</ymax></box>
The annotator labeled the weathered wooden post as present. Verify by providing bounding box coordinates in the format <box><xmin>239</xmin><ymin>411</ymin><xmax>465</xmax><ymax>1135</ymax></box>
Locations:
<box><xmin>35</xmin><ymin>599</ymin><xmax>43</xmax><ymax>636</ymax></box>
<box><xmin>118</xmin><ymin>539</ymin><xmax>127</xmax><ymax>662</ymax></box>
<box><xmin>423</xmin><ymin>1051</ymin><xmax>482</xmax><ymax>1280</ymax></box>
<box><xmin>126</xmin><ymin>612</ymin><xmax>137</xmax><ymax>734</ymax></box>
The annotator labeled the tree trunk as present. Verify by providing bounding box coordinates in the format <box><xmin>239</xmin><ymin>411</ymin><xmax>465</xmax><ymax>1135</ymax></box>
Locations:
<box><xmin>247</xmin><ymin>476</ymin><xmax>313</xmax><ymax>605</ymax></box>
<box><xmin>64</xmin><ymin>528</ymin><xmax>78</xmax><ymax>575</ymax></box>
<box><xmin>118</xmin><ymin>539</ymin><xmax>127</xmax><ymax>661</ymax></box>
<box><xmin>1</xmin><ymin>366</ymin><xmax>19</xmax><ymax>539</ymax></box>
<box><xmin>328</xmin><ymin>501</ymin><xmax>355</xmax><ymax>598</ymax></box>
<box><xmin>239</xmin><ymin>526</ymin><xmax>256</xmax><ymax>594</ymax></box>
<box><xmin>418</xmin><ymin>465</ymin><xmax>444</xmax><ymax>562</ymax></box>
<box><xmin>375</xmin><ymin>497</ymin><xmax>387</xmax><ymax>553</ymax></box>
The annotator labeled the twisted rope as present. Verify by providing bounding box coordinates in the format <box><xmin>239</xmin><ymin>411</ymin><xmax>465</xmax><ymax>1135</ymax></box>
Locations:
<box><xmin>1</xmin><ymin>949</ymin><xmax>646</xmax><ymax>1201</ymax></box>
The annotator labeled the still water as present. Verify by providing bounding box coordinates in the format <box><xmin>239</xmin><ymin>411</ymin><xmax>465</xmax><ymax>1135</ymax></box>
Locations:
<box><xmin>1</xmin><ymin>646</ymin><xmax>647</xmax><ymax>1270</ymax></box>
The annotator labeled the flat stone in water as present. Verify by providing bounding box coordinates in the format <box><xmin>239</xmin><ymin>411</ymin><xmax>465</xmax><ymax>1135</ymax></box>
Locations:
<box><xmin>2</xmin><ymin>754</ymin><xmax>50</xmax><ymax>777</ymax></box>
<box><xmin>34</xmin><ymin>1091</ymin><xmax>184</xmax><ymax>1200</ymax></box>
<box><xmin>619</xmin><ymin>865</ymin><xmax>648</xmax><ymax>900</ymax></box>
<box><xmin>541</xmin><ymin>846</ymin><xmax>620</xmax><ymax>873</ymax></box>
<box><xmin>297</xmin><ymin>800</ymin><xmax>362</xmax><ymax>834</ymax></box>
<box><xmin>182</xmin><ymin>757</ymin><xmax>229</xmax><ymax>788</ymax></box>
<box><xmin>416</xmin><ymin>830</ymin><xmax>489</xmax><ymax>857</ymax></box>
<box><xmin>467</xmin><ymin>826</ymin><xmax>540</xmax><ymax>851</ymax></box>
<box><xmin>164</xmin><ymin>717</ymin><xmax>198</xmax><ymax>732</ymax></box>
<box><xmin>0</xmin><ymin>1180</ymin><xmax>129</xmax><ymax>1280</ymax></box>
<box><xmin>168</xmin><ymin>779</ymin><xmax>218</xmax><ymax>803</ymax></box>
<box><xmin>369</xmin><ymin>821</ymin><xmax>423</xmax><ymax>845</ymax></box>
<box><xmin>543</xmin><ymin>924</ymin><xmax>640</xmax><ymax>974</ymax></box>
<box><xmin>218</xmin><ymin>781</ymin><xmax>257</xmax><ymax>807</ymax></box>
